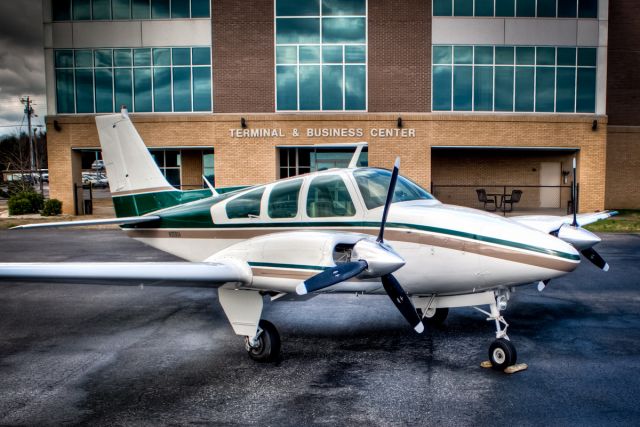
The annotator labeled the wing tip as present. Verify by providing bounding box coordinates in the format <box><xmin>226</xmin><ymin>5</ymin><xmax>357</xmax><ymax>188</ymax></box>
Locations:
<box><xmin>414</xmin><ymin>321</ymin><xmax>424</xmax><ymax>334</ymax></box>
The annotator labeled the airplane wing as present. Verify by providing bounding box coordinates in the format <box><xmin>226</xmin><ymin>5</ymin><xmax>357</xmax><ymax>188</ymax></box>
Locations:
<box><xmin>10</xmin><ymin>215</ymin><xmax>160</xmax><ymax>229</ymax></box>
<box><xmin>512</xmin><ymin>210</ymin><xmax>618</xmax><ymax>233</ymax></box>
<box><xmin>0</xmin><ymin>261</ymin><xmax>251</xmax><ymax>287</ymax></box>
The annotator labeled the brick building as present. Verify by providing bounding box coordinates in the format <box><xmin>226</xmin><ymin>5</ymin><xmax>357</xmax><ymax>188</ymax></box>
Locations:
<box><xmin>42</xmin><ymin>0</ymin><xmax>638</xmax><ymax>214</ymax></box>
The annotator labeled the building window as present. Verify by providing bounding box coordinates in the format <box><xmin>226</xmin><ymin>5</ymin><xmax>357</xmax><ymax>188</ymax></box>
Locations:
<box><xmin>432</xmin><ymin>45</ymin><xmax>597</xmax><ymax>113</ymax></box>
<box><xmin>433</xmin><ymin>0</ymin><xmax>597</xmax><ymax>18</ymax></box>
<box><xmin>150</xmin><ymin>149</ymin><xmax>181</xmax><ymax>187</ymax></box>
<box><xmin>279</xmin><ymin>146</ymin><xmax>367</xmax><ymax>178</ymax></box>
<box><xmin>54</xmin><ymin>47</ymin><xmax>212</xmax><ymax>114</ymax></box>
<box><xmin>51</xmin><ymin>0</ymin><xmax>210</xmax><ymax>21</ymax></box>
<box><xmin>275</xmin><ymin>0</ymin><xmax>367</xmax><ymax>112</ymax></box>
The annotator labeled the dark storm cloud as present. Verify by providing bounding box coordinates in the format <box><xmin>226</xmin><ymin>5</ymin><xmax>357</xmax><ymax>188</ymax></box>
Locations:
<box><xmin>0</xmin><ymin>0</ymin><xmax>46</xmax><ymax>134</ymax></box>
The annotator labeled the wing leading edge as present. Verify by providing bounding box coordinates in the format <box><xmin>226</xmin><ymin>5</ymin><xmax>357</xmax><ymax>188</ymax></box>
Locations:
<box><xmin>10</xmin><ymin>215</ymin><xmax>160</xmax><ymax>230</ymax></box>
<box><xmin>512</xmin><ymin>210</ymin><xmax>618</xmax><ymax>233</ymax></box>
<box><xmin>0</xmin><ymin>261</ymin><xmax>251</xmax><ymax>287</ymax></box>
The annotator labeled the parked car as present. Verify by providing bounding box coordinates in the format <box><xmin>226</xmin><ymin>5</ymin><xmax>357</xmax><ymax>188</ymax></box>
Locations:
<box><xmin>91</xmin><ymin>160</ymin><xmax>105</xmax><ymax>170</ymax></box>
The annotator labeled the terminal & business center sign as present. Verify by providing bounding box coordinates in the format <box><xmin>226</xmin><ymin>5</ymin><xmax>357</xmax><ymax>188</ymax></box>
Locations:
<box><xmin>229</xmin><ymin>127</ymin><xmax>416</xmax><ymax>138</ymax></box>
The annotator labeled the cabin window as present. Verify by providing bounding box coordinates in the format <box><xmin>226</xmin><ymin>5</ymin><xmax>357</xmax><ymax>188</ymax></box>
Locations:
<box><xmin>226</xmin><ymin>188</ymin><xmax>265</xmax><ymax>219</ymax></box>
<box><xmin>268</xmin><ymin>179</ymin><xmax>302</xmax><ymax>219</ymax></box>
<box><xmin>354</xmin><ymin>169</ymin><xmax>434</xmax><ymax>210</ymax></box>
<box><xmin>306</xmin><ymin>175</ymin><xmax>355</xmax><ymax>218</ymax></box>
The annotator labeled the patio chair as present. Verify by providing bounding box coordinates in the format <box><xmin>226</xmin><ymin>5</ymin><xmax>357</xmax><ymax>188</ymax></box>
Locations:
<box><xmin>502</xmin><ymin>190</ymin><xmax>523</xmax><ymax>212</ymax></box>
<box><xmin>476</xmin><ymin>189</ymin><xmax>496</xmax><ymax>211</ymax></box>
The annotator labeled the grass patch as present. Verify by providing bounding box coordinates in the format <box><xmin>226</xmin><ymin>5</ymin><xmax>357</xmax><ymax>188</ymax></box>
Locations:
<box><xmin>585</xmin><ymin>210</ymin><xmax>640</xmax><ymax>233</ymax></box>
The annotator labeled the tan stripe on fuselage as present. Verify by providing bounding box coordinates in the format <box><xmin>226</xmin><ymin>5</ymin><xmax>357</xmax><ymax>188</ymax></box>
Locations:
<box><xmin>124</xmin><ymin>226</ymin><xmax>577</xmax><ymax>272</ymax></box>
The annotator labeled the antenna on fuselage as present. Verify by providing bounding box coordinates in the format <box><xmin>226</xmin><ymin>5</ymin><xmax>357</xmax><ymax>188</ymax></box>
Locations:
<box><xmin>203</xmin><ymin>175</ymin><xmax>219</xmax><ymax>196</ymax></box>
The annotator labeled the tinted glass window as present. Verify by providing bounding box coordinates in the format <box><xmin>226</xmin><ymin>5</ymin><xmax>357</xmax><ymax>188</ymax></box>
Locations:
<box><xmin>227</xmin><ymin>188</ymin><xmax>265</xmax><ymax>219</ymax></box>
<box><xmin>322</xmin><ymin>0</ymin><xmax>365</xmax><ymax>15</ymax></box>
<box><xmin>558</xmin><ymin>0</ymin><xmax>577</xmax><ymax>17</ymax></box>
<box><xmin>95</xmin><ymin>69</ymin><xmax>114</xmax><ymax>112</ymax></box>
<box><xmin>433</xmin><ymin>0</ymin><xmax>452</xmax><ymax>16</ymax></box>
<box><xmin>191</xmin><ymin>0</ymin><xmax>211</xmax><ymax>17</ymax></box>
<box><xmin>173</xmin><ymin>67</ymin><xmax>192</xmax><ymax>112</ymax></box>
<box><xmin>475</xmin><ymin>0</ymin><xmax>494</xmax><ymax>16</ymax></box>
<box><xmin>112</xmin><ymin>0</ymin><xmax>132</xmax><ymax>19</ymax></box>
<box><xmin>171</xmin><ymin>0</ymin><xmax>189</xmax><ymax>17</ymax></box>
<box><xmin>73</xmin><ymin>0</ymin><xmax>91</xmax><ymax>20</ymax></box>
<box><xmin>454</xmin><ymin>0</ymin><xmax>473</xmax><ymax>16</ymax></box>
<box><xmin>268</xmin><ymin>180</ymin><xmax>302</xmax><ymax>219</ymax></box>
<box><xmin>432</xmin><ymin>65</ymin><xmax>452</xmax><ymax>111</ymax></box>
<box><xmin>192</xmin><ymin>67</ymin><xmax>212</xmax><ymax>111</ymax></box>
<box><xmin>307</xmin><ymin>175</ymin><xmax>355</xmax><ymax>217</ymax></box>
<box><xmin>354</xmin><ymin>169</ymin><xmax>434</xmax><ymax>210</ymax></box>
<box><xmin>56</xmin><ymin>69</ymin><xmax>75</xmax><ymax>113</ymax></box>
<box><xmin>132</xmin><ymin>0</ymin><xmax>150</xmax><ymax>19</ymax></box>
<box><xmin>93</xmin><ymin>0</ymin><xmax>111</xmax><ymax>19</ymax></box>
<box><xmin>516</xmin><ymin>0</ymin><xmax>535</xmax><ymax>16</ymax></box>
<box><xmin>151</xmin><ymin>0</ymin><xmax>170</xmax><ymax>18</ymax></box>
<box><xmin>53</xmin><ymin>0</ymin><xmax>72</xmax><ymax>21</ymax></box>
<box><xmin>277</xmin><ymin>0</ymin><xmax>319</xmax><ymax>16</ymax></box>
<box><xmin>496</xmin><ymin>0</ymin><xmax>515</xmax><ymax>16</ymax></box>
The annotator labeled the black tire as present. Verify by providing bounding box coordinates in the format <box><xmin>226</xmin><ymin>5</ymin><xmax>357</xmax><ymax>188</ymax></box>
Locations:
<box><xmin>488</xmin><ymin>338</ymin><xmax>517</xmax><ymax>370</ymax></box>
<box><xmin>417</xmin><ymin>307</ymin><xmax>449</xmax><ymax>326</ymax></box>
<box><xmin>247</xmin><ymin>319</ymin><xmax>281</xmax><ymax>363</ymax></box>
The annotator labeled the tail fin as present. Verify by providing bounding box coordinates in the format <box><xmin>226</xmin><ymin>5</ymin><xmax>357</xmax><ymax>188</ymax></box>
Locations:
<box><xmin>95</xmin><ymin>109</ymin><xmax>184</xmax><ymax>217</ymax></box>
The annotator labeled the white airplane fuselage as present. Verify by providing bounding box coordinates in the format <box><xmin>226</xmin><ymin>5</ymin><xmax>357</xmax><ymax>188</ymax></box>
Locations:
<box><xmin>122</xmin><ymin>169</ymin><xmax>580</xmax><ymax>297</ymax></box>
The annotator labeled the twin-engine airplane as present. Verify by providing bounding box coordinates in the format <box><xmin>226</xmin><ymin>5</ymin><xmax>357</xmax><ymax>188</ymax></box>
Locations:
<box><xmin>0</xmin><ymin>109</ymin><xmax>616</xmax><ymax>369</ymax></box>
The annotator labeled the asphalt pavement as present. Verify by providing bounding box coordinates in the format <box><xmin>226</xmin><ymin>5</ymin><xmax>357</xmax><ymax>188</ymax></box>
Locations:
<box><xmin>0</xmin><ymin>230</ymin><xmax>639</xmax><ymax>426</ymax></box>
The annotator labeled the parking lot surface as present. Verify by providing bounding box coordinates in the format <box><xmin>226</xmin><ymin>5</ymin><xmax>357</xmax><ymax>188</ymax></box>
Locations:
<box><xmin>0</xmin><ymin>230</ymin><xmax>639</xmax><ymax>426</ymax></box>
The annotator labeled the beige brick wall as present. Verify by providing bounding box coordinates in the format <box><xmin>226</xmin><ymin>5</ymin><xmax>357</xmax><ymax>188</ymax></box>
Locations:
<box><xmin>605</xmin><ymin>127</ymin><xmax>640</xmax><ymax>209</ymax></box>
<box><xmin>46</xmin><ymin>113</ymin><xmax>608</xmax><ymax>214</ymax></box>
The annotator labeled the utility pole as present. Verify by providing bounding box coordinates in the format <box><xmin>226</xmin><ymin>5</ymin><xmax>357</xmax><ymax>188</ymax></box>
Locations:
<box><xmin>20</xmin><ymin>96</ymin><xmax>38</xmax><ymax>191</ymax></box>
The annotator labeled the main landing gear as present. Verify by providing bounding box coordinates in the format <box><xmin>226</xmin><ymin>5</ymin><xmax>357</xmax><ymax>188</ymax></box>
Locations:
<box><xmin>475</xmin><ymin>290</ymin><xmax>517</xmax><ymax>370</ymax></box>
<box><xmin>245</xmin><ymin>319</ymin><xmax>281</xmax><ymax>362</ymax></box>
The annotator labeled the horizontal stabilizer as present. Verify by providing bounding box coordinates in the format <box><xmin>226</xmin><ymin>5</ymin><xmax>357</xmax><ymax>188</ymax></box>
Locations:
<box><xmin>0</xmin><ymin>261</ymin><xmax>250</xmax><ymax>286</ymax></box>
<box><xmin>11</xmin><ymin>216</ymin><xmax>160</xmax><ymax>230</ymax></box>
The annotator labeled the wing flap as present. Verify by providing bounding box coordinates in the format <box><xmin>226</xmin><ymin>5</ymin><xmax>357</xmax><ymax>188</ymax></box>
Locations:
<box><xmin>0</xmin><ymin>261</ymin><xmax>250</xmax><ymax>286</ymax></box>
<box><xmin>11</xmin><ymin>216</ymin><xmax>160</xmax><ymax>230</ymax></box>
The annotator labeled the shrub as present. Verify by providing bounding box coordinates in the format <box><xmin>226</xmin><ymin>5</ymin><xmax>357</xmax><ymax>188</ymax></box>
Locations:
<box><xmin>42</xmin><ymin>199</ymin><xmax>63</xmax><ymax>216</ymax></box>
<box><xmin>8</xmin><ymin>197</ymin><xmax>33</xmax><ymax>215</ymax></box>
<box><xmin>7</xmin><ymin>191</ymin><xmax>44</xmax><ymax>215</ymax></box>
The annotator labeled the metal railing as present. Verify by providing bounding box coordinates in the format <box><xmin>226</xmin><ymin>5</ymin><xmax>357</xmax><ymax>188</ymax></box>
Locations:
<box><xmin>431</xmin><ymin>183</ymin><xmax>578</xmax><ymax>216</ymax></box>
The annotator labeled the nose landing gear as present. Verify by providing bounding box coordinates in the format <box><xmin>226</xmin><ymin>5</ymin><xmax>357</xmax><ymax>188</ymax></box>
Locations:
<box><xmin>475</xmin><ymin>290</ymin><xmax>517</xmax><ymax>370</ymax></box>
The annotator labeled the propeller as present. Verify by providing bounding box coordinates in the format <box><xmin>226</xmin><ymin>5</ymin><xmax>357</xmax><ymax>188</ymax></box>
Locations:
<box><xmin>555</xmin><ymin>157</ymin><xmax>609</xmax><ymax>271</ymax></box>
<box><xmin>295</xmin><ymin>157</ymin><xmax>424</xmax><ymax>333</ymax></box>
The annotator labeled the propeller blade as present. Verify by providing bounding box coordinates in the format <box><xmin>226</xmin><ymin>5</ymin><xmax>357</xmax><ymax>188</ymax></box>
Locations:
<box><xmin>296</xmin><ymin>260</ymin><xmax>368</xmax><ymax>295</ymax></box>
<box><xmin>381</xmin><ymin>274</ymin><xmax>424</xmax><ymax>333</ymax></box>
<box><xmin>537</xmin><ymin>279</ymin><xmax>550</xmax><ymax>292</ymax></box>
<box><xmin>581</xmin><ymin>247</ymin><xmax>610</xmax><ymax>271</ymax></box>
<box><xmin>377</xmin><ymin>157</ymin><xmax>401</xmax><ymax>243</ymax></box>
<box><xmin>571</xmin><ymin>157</ymin><xmax>578</xmax><ymax>227</ymax></box>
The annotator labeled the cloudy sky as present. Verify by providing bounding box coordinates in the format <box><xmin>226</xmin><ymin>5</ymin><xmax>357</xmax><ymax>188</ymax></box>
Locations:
<box><xmin>0</xmin><ymin>0</ymin><xmax>47</xmax><ymax>136</ymax></box>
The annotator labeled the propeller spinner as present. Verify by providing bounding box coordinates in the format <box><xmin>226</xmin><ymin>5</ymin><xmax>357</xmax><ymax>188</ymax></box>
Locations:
<box><xmin>295</xmin><ymin>158</ymin><xmax>424</xmax><ymax>333</ymax></box>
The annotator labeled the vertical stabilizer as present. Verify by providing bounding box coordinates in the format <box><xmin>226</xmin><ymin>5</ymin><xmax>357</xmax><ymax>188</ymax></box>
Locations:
<box><xmin>95</xmin><ymin>109</ymin><xmax>181</xmax><ymax>217</ymax></box>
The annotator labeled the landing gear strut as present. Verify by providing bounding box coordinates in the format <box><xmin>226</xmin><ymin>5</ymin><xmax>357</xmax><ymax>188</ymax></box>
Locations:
<box><xmin>245</xmin><ymin>319</ymin><xmax>281</xmax><ymax>363</ymax></box>
<box><xmin>475</xmin><ymin>290</ymin><xmax>517</xmax><ymax>370</ymax></box>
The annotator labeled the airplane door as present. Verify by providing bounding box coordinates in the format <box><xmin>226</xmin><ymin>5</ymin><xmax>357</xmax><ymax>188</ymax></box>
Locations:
<box><xmin>539</xmin><ymin>162</ymin><xmax>561</xmax><ymax>208</ymax></box>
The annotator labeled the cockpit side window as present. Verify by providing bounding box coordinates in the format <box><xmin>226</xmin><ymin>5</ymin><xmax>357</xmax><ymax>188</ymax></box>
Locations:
<box><xmin>306</xmin><ymin>175</ymin><xmax>356</xmax><ymax>218</ymax></box>
<box><xmin>268</xmin><ymin>179</ymin><xmax>302</xmax><ymax>219</ymax></box>
<box><xmin>226</xmin><ymin>187</ymin><xmax>265</xmax><ymax>219</ymax></box>
<box><xmin>354</xmin><ymin>169</ymin><xmax>434</xmax><ymax>210</ymax></box>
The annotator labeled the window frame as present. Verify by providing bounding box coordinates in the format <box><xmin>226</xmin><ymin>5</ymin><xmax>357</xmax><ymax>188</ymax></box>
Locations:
<box><xmin>431</xmin><ymin>44</ymin><xmax>597</xmax><ymax>114</ymax></box>
<box><xmin>432</xmin><ymin>0</ymin><xmax>598</xmax><ymax>18</ymax></box>
<box><xmin>53</xmin><ymin>46</ymin><xmax>212</xmax><ymax>114</ymax></box>
<box><xmin>52</xmin><ymin>0</ymin><xmax>211</xmax><ymax>21</ymax></box>
<box><xmin>274</xmin><ymin>0</ymin><xmax>368</xmax><ymax>113</ymax></box>
<box><xmin>224</xmin><ymin>187</ymin><xmax>267</xmax><ymax>221</ymax></box>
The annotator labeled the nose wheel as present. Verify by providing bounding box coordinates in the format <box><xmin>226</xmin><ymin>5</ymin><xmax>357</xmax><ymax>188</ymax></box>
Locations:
<box><xmin>245</xmin><ymin>319</ymin><xmax>281</xmax><ymax>363</ymax></box>
<box><xmin>489</xmin><ymin>338</ymin><xmax>517</xmax><ymax>370</ymax></box>
<box><xmin>475</xmin><ymin>291</ymin><xmax>518</xmax><ymax>370</ymax></box>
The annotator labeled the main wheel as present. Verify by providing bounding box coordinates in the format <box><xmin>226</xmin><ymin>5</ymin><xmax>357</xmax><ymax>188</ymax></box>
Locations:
<box><xmin>488</xmin><ymin>338</ymin><xmax>517</xmax><ymax>370</ymax></box>
<box><xmin>417</xmin><ymin>307</ymin><xmax>449</xmax><ymax>326</ymax></box>
<box><xmin>246</xmin><ymin>319</ymin><xmax>281</xmax><ymax>363</ymax></box>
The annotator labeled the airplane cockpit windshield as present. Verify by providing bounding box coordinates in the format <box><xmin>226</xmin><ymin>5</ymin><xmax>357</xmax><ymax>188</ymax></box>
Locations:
<box><xmin>353</xmin><ymin>169</ymin><xmax>434</xmax><ymax>209</ymax></box>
